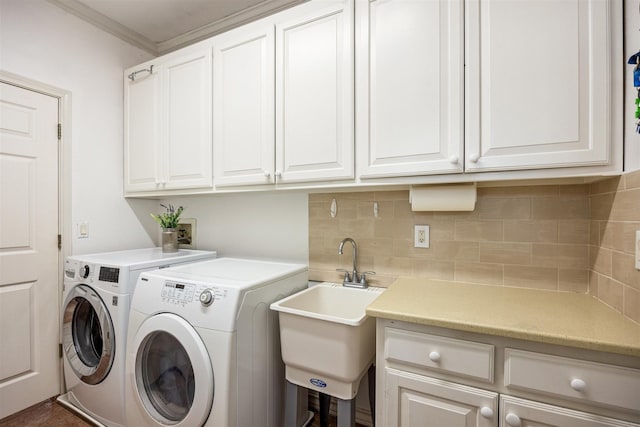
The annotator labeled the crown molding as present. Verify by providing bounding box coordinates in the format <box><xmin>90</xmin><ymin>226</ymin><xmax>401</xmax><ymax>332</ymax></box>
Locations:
<box><xmin>46</xmin><ymin>0</ymin><xmax>159</xmax><ymax>55</ymax></box>
<box><xmin>156</xmin><ymin>0</ymin><xmax>305</xmax><ymax>54</ymax></box>
<box><xmin>47</xmin><ymin>0</ymin><xmax>305</xmax><ymax>57</ymax></box>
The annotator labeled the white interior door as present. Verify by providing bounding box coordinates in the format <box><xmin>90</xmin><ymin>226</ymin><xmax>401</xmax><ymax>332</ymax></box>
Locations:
<box><xmin>0</xmin><ymin>82</ymin><xmax>60</xmax><ymax>419</ymax></box>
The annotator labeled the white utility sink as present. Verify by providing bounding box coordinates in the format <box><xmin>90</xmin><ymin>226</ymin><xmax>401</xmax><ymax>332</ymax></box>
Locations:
<box><xmin>270</xmin><ymin>283</ymin><xmax>384</xmax><ymax>400</ymax></box>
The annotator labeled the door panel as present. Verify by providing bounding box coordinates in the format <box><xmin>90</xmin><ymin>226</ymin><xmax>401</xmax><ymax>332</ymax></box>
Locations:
<box><xmin>276</xmin><ymin>0</ymin><xmax>354</xmax><ymax>183</ymax></box>
<box><xmin>385</xmin><ymin>368</ymin><xmax>498</xmax><ymax>427</ymax></box>
<box><xmin>357</xmin><ymin>0</ymin><xmax>464</xmax><ymax>178</ymax></box>
<box><xmin>0</xmin><ymin>82</ymin><xmax>59</xmax><ymax>419</ymax></box>
<box><xmin>213</xmin><ymin>22</ymin><xmax>276</xmax><ymax>187</ymax></box>
<box><xmin>124</xmin><ymin>64</ymin><xmax>161</xmax><ymax>192</ymax></box>
<box><xmin>465</xmin><ymin>0</ymin><xmax>612</xmax><ymax>171</ymax></box>
<box><xmin>164</xmin><ymin>49</ymin><xmax>213</xmax><ymax>190</ymax></box>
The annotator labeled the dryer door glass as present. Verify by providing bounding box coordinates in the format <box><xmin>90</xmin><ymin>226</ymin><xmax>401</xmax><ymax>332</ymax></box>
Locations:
<box><xmin>139</xmin><ymin>331</ymin><xmax>195</xmax><ymax>422</ymax></box>
<box><xmin>62</xmin><ymin>284</ymin><xmax>115</xmax><ymax>385</ymax></box>
<box><xmin>133</xmin><ymin>313</ymin><xmax>213</xmax><ymax>426</ymax></box>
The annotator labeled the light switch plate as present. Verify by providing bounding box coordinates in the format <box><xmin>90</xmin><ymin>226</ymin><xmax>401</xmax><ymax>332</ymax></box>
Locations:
<box><xmin>414</xmin><ymin>225</ymin><xmax>430</xmax><ymax>248</ymax></box>
<box><xmin>77</xmin><ymin>221</ymin><xmax>89</xmax><ymax>239</ymax></box>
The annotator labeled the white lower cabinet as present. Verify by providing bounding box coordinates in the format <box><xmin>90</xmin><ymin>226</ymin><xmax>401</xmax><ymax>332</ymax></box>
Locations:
<box><xmin>377</xmin><ymin>320</ymin><xmax>640</xmax><ymax>427</ymax></box>
<box><xmin>385</xmin><ymin>368</ymin><xmax>497</xmax><ymax>427</ymax></box>
<box><xmin>501</xmin><ymin>396</ymin><xmax>639</xmax><ymax>427</ymax></box>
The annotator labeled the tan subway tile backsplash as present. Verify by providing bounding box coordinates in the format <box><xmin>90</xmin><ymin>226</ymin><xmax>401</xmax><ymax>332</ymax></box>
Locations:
<box><xmin>308</xmin><ymin>172</ymin><xmax>640</xmax><ymax>325</ymax></box>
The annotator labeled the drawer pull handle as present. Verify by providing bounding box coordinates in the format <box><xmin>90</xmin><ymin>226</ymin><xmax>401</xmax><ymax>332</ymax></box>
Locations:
<box><xmin>570</xmin><ymin>378</ymin><xmax>587</xmax><ymax>392</ymax></box>
<box><xmin>480</xmin><ymin>407</ymin><xmax>493</xmax><ymax>418</ymax></box>
<box><xmin>428</xmin><ymin>351</ymin><xmax>441</xmax><ymax>363</ymax></box>
<box><xmin>505</xmin><ymin>413</ymin><xmax>521</xmax><ymax>427</ymax></box>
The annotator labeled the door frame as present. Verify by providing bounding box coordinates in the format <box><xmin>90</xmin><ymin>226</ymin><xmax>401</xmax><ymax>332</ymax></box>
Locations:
<box><xmin>0</xmin><ymin>69</ymin><xmax>72</xmax><ymax>394</ymax></box>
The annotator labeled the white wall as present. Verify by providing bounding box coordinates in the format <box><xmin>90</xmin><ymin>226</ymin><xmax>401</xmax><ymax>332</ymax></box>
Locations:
<box><xmin>159</xmin><ymin>192</ymin><xmax>309</xmax><ymax>263</ymax></box>
<box><xmin>0</xmin><ymin>0</ymin><xmax>157</xmax><ymax>254</ymax></box>
<box><xmin>626</xmin><ymin>0</ymin><xmax>640</xmax><ymax>172</ymax></box>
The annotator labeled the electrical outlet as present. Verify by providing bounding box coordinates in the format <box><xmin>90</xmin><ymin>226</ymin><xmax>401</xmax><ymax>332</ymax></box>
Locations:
<box><xmin>414</xmin><ymin>225</ymin><xmax>430</xmax><ymax>248</ymax></box>
<box><xmin>636</xmin><ymin>230</ymin><xmax>640</xmax><ymax>270</ymax></box>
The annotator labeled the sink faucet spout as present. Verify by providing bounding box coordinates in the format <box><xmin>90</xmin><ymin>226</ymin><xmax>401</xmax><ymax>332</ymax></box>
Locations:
<box><xmin>338</xmin><ymin>237</ymin><xmax>361</xmax><ymax>287</ymax></box>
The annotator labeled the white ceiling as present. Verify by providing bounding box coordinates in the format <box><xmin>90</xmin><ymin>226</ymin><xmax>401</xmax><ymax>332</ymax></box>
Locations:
<box><xmin>47</xmin><ymin>0</ymin><xmax>303</xmax><ymax>55</ymax></box>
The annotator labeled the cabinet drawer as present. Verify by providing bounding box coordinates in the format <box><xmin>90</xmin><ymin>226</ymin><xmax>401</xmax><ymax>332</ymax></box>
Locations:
<box><xmin>505</xmin><ymin>349</ymin><xmax>640</xmax><ymax>413</ymax></box>
<box><xmin>501</xmin><ymin>395</ymin><xmax>640</xmax><ymax>427</ymax></box>
<box><xmin>384</xmin><ymin>328</ymin><xmax>494</xmax><ymax>383</ymax></box>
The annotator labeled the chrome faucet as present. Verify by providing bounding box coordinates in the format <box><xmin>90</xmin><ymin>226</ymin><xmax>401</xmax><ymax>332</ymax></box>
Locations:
<box><xmin>337</xmin><ymin>237</ymin><xmax>375</xmax><ymax>288</ymax></box>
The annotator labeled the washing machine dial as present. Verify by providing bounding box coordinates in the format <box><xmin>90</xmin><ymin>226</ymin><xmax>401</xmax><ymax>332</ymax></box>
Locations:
<box><xmin>199</xmin><ymin>289</ymin><xmax>214</xmax><ymax>306</ymax></box>
<box><xmin>80</xmin><ymin>264</ymin><xmax>90</xmax><ymax>279</ymax></box>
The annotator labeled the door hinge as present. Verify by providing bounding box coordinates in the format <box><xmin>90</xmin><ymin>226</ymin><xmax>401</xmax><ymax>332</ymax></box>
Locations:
<box><xmin>58</xmin><ymin>234</ymin><xmax>62</xmax><ymax>250</ymax></box>
<box><xmin>59</xmin><ymin>343</ymin><xmax>63</xmax><ymax>358</ymax></box>
<box><xmin>57</xmin><ymin>123</ymin><xmax>61</xmax><ymax>140</ymax></box>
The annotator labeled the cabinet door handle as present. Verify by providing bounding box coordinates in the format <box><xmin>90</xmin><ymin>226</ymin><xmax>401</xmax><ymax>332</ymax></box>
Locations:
<box><xmin>275</xmin><ymin>170</ymin><xmax>282</xmax><ymax>178</ymax></box>
<box><xmin>449</xmin><ymin>155</ymin><xmax>459</xmax><ymax>164</ymax></box>
<box><xmin>469</xmin><ymin>153</ymin><xmax>480</xmax><ymax>163</ymax></box>
<box><xmin>428</xmin><ymin>351</ymin><xmax>441</xmax><ymax>363</ymax></box>
<box><xmin>479</xmin><ymin>407</ymin><xmax>493</xmax><ymax>418</ymax></box>
<box><xmin>263</xmin><ymin>170</ymin><xmax>271</xmax><ymax>178</ymax></box>
<box><xmin>570</xmin><ymin>378</ymin><xmax>587</xmax><ymax>392</ymax></box>
<box><xmin>505</xmin><ymin>413</ymin><xmax>521</xmax><ymax>427</ymax></box>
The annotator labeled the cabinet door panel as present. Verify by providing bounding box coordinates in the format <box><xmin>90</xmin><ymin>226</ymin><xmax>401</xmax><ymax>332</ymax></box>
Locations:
<box><xmin>385</xmin><ymin>368</ymin><xmax>498</xmax><ymax>427</ymax></box>
<box><xmin>163</xmin><ymin>49</ymin><xmax>213</xmax><ymax>189</ymax></box>
<box><xmin>276</xmin><ymin>0</ymin><xmax>354</xmax><ymax>183</ymax></box>
<box><xmin>357</xmin><ymin>0</ymin><xmax>463</xmax><ymax>178</ymax></box>
<box><xmin>213</xmin><ymin>23</ymin><xmax>275</xmax><ymax>187</ymax></box>
<box><xmin>500</xmin><ymin>396</ymin><xmax>640</xmax><ymax>427</ymax></box>
<box><xmin>124</xmin><ymin>65</ymin><xmax>161</xmax><ymax>192</ymax></box>
<box><xmin>466</xmin><ymin>0</ymin><xmax>612</xmax><ymax>172</ymax></box>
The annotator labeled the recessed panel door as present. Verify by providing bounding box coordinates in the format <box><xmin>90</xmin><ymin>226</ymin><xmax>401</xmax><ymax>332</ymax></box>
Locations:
<box><xmin>275</xmin><ymin>0</ymin><xmax>355</xmax><ymax>183</ymax></box>
<box><xmin>465</xmin><ymin>0</ymin><xmax>614</xmax><ymax>172</ymax></box>
<box><xmin>0</xmin><ymin>81</ymin><xmax>60</xmax><ymax>419</ymax></box>
<box><xmin>213</xmin><ymin>22</ymin><xmax>276</xmax><ymax>187</ymax></box>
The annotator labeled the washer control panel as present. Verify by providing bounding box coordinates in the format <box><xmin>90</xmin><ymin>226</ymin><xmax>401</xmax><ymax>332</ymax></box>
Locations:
<box><xmin>162</xmin><ymin>281</ymin><xmax>227</xmax><ymax>307</ymax></box>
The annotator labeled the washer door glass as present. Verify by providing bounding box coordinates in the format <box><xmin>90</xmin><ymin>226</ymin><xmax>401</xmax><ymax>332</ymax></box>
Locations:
<box><xmin>62</xmin><ymin>284</ymin><xmax>115</xmax><ymax>385</ymax></box>
<box><xmin>133</xmin><ymin>313</ymin><xmax>213</xmax><ymax>426</ymax></box>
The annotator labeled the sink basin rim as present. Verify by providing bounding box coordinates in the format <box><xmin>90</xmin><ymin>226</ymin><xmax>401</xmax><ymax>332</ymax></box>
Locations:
<box><xmin>270</xmin><ymin>283</ymin><xmax>385</xmax><ymax>326</ymax></box>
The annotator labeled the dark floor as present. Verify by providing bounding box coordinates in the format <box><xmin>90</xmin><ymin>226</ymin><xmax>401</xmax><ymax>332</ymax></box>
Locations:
<box><xmin>0</xmin><ymin>398</ymin><xmax>367</xmax><ymax>427</ymax></box>
<box><xmin>0</xmin><ymin>398</ymin><xmax>91</xmax><ymax>427</ymax></box>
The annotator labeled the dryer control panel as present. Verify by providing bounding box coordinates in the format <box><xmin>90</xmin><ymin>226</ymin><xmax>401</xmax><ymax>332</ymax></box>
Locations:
<box><xmin>161</xmin><ymin>281</ymin><xmax>227</xmax><ymax>307</ymax></box>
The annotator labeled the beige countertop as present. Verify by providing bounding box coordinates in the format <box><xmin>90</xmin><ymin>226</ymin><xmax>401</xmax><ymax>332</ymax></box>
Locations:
<box><xmin>366</xmin><ymin>278</ymin><xmax>640</xmax><ymax>357</ymax></box>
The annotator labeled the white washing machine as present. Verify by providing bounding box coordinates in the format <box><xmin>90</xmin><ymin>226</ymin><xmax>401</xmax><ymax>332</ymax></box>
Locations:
<box><xmin>125</xmin><ymin>257</ymin><xmax>308</xmax><ymax>427</ymax></box>
<box><xmin>59</xmin><ymin>248</ymin><xmax>217</xmax><ymax>427</ymax></box>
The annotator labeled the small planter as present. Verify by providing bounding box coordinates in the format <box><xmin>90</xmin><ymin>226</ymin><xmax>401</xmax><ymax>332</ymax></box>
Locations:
<box><xmin>161</xmin><ymin>228</ymin><xmax>178</xmax><ymax>253</ymax></box>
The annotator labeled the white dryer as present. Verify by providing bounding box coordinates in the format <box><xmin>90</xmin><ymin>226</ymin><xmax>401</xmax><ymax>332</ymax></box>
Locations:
<box><xmin>59</xmin><ymin>248</ymin><xmax>216</xmax><ymax>427</ymax></box>
<box><xmin>125</xmin><ymin>257</ymin><xmax>308</xmax><ymax>427</ymax></box>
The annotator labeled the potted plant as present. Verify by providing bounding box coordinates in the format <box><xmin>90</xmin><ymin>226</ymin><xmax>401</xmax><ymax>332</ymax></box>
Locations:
<box><xmin>151</xmin><ymin>204</ymin><xmax>184</xmax><ymax>253</ymax></box>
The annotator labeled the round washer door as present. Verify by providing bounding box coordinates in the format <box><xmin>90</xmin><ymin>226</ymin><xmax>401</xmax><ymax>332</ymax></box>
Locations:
<box><xmin>62</xmin><ymin>284</ymin><xmax>115</xmax><ymax>385</ymax></box>
<box><xmin>132</xmin><ymin>313</ymin><xmax>213</xmax><ymax>426</ymax></box>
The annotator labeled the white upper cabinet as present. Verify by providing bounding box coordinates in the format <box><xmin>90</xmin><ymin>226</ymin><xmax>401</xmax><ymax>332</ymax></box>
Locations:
<box><xmin>465</xmin><ymin>0</ymin><xmax>616</xmax><ymax>173</ymax></box>
<box><xmin>124</xmin><ymin>46</ymin><xmax>213</xmax><ymax>194</ymax></box>
<box><xmin>124</xmin><ymin>59</ymin><xmax>161</xmax><ymax>193</ymax></box>
<box><xmin>275</xmin><ymin>0</ymin><xmax>355</xmax><ymax>184</ymax></box>
<box><xmin>356</xmin><ymin>0</ymin><xmax>464</xmax><ymax>178</ymax></box>
<box><xmin>213</xmin><ymin>21</ymin><xmax>275</xmax><ymax>187</ymax></box>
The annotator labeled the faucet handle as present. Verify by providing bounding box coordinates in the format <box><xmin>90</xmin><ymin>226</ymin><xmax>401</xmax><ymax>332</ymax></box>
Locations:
<box><xmin>336</xmin><ymin>268</ymin><xmax>351</xmax><ymax>282</ymax></box>
<box><xmin>360</xmin><ymin>271</ymin><xmax>376</xmax><ymax>285</ymax></box>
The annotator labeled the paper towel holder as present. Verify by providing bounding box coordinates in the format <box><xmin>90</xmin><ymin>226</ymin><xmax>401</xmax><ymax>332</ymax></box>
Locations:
<box><xmin>409</xmin><ymin>183</ymin><xmax>477</xmax><ymax>212</ymax></box>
